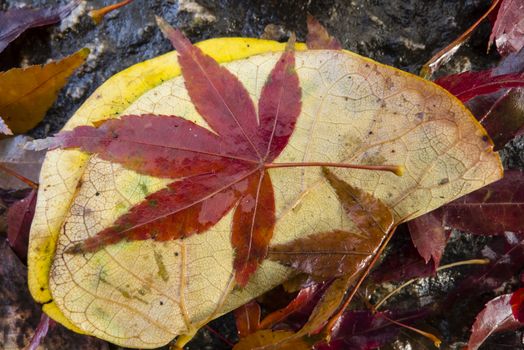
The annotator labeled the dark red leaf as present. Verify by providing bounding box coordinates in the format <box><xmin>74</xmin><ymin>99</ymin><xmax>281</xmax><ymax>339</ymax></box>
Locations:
<box><xmin>54</xmin><ymin>20</ymin><xmax>301</xmax><ymax>286</ymax></box>
<box><xmin>470</xmin><ymin>88</ymin><xmax>524</xmax><ymax>150</ymax></box>
<box><xmin>510</xmin><ymin>287</ymin><xmax>524</xmax><ymax>322</ymax></box>
<box><xmin>7</xmin><ymin>188</ymin><xmax>37</xmax><ymax>261</ymax></box>
<box><xmin>0</xmin><ymin>1</ymin><xmax>80</xmax><ymax>53</ymax></box>
<box><xmin>435</xmin><ymin>70</ymin><xmax>524</xmax><ymax>102</ymax></box>
<box><xmin>408</xmin><ymin>210</ymin><xmax>449</xmax><ymax>266</ymax></box>
<box><xmin>306</xmin><ymin>15</ymin><xmax>342</xmax><ymax>50</ymax></box>
<box><xmin>448</xmin><ymin>233</ymin><xmax>524</xmax><ymax>305</ymax></box>
<box><xmin>489</xmin><ymin>0</ymin><xmax>524</xmax><ymax>56</ymax></box>
<box><xmin>467</xmin><ymin>293</ymin><xmax>523</xmax><ymax>350</ymax></box>
<box><xmin>234</xmin><ymin>300</ymin><xmax>261</xmax><ymax>337</ymax></box>
<box><xmin>463</xmin><ymin>48</ymin><xmax>524</xmax><ymax>150</ymax></box>
<box><xmin>314</xmin><ymin>309</ymin><xmax>428</xmax><ymax>350</ymax></box>
<box><xmin>441</xmin><ymin>170</ymin><xmax>524</xmax><ymax>235</ymax></box>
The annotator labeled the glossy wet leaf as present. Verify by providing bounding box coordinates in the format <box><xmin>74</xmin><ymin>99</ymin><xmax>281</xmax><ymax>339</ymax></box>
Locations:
<box><xmin>464</xmin><ymin>47</ymin><xmax>524</xmax><ymax>150</ymax></box>
<box><xmin>0</xmin><ymin>1</ymin><xmax>80</xmax><ymax>53</ymax></box>
<box><xmin>315</xmin><ymin>309</ymin><xmax>428</xmax><ymax>350</ymax></box>
<box><xmin>436</xmin><ymin>70</ymin><xmax>524</xmax><ymax>102</ymax></box>
<box><xmin>467</xmin><ymin>293</ymin><xmax>523</xmax><ymax>350</ymax></box>
<box><xmin>27</xmin><ymin>37</ymin><xmax>502</xmax><ymax>348</ymax></box>
<box><xmin>489</xmin><ymin>0</ymin><xmax>524</xmax><ymax>56</ymax></box>
<box><xmin>234</xmin><ymin>300</ymin><xmax>261</xmax><ymax>337</ymax></box>
<box><xmin>0</xmin><ymin>48</ymin><xmax>88</xmax><ymax>134</ymax></box>
<box><xmin>510</xmin><ymin>287</ymin><xmax>524</xmax><ymax>322</ymax></box>
<box><xmin>442</xmin><ymin>170</ymin><xmax>524</xmax><ymax>235</ymax></box>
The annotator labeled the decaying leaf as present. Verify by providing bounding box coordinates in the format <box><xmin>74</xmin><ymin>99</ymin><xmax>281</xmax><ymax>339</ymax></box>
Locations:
<box><xmin>0</xmin><ymin>1</ymin><xmax>80</xmax><ymax>53</ymax></box>
<box><xmin>27</xmin><ymin>33</ymin><xmax>502</xmax><ymax>348</ymax></box>
<box><xmin>489</xmin><ymin>0</ymin><xmax>524</xmax><ymax>56</ymax></box>
<box><xmin>467</xmin><ymin>293</ymin><xmax>523</xmax><ymax>350</ymax></box>
<box><xmin>442</xmin><ymin>170</ymin><xmax>524</xmax><ymax>235</ymax></box>
<box><xmin>0</xmin><ymin>48</ymin><xmax>89</xmax><ymax>134</ymax></box>
<box><xmin>0</xmin><ymin>135</ymin><xmax>46</xmax><ymax>190</ymax></box>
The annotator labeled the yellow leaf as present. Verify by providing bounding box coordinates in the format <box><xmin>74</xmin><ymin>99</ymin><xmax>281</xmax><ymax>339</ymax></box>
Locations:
<box><xmin>28</xmin><ymin>38</ymin><xmax>502</xmax><ymax>348</ymax></box>
<box><xmin>0</xmin><ymin>48</ymin><xmax>89</xmax><ymax>135</ymax></box>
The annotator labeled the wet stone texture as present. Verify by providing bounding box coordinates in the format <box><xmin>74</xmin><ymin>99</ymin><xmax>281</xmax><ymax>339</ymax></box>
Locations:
<box><xmin>0</xmin><ymin>0</ymin><xmax>522</xmax><ymax>349</ymax></box>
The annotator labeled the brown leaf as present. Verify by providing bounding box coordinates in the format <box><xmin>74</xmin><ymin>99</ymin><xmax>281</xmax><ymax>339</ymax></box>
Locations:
<box><xmin>234</xmin><ymin>300</ymin><xmax>261</xmax><ymax>338</ymax></box>
<box><xmin>322</xmin><ymin>168</ymin><xmax>394</xmax><ymax>236</ymax></box>
<box><xmin>0</xmin><ymin>48</ymin><xmax>89</xmax><ymax>135</ymax></box>
<box><xmin>268</xmin><ymin>230</ymin><xmax>375</xmax><ymax>278</ymax></box>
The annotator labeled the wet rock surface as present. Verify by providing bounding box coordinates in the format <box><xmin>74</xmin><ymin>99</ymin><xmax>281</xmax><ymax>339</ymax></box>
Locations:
<box><xmin>0</xmin><ymin>0</ymin><xmax>522</xmax><ymax>349</ymax></box>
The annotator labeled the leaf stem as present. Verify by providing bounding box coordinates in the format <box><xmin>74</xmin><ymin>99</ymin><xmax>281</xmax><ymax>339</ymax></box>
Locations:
<box><xmin>265</xmin><ymin>162</ymin><xmax>404</xmax><ymax>176</ymax></box>
<box><xmin>0</xmin><ymin>164</ymin><xmax>38</xmax><ymax>189</ymax></box>
<box><xmin>374</xmin><ymin>258</ymin><xmax>490</xmax><ymax>310</ymax></box>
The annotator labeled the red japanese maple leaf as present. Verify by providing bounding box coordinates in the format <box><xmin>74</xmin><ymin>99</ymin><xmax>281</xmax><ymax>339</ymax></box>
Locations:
<box><xmin>46</xmin><ymin>20</ymin><xmax>398</xmax><ymax>286</ymax></box>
